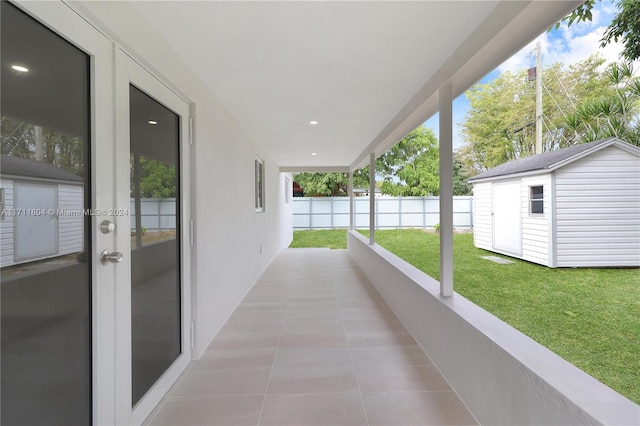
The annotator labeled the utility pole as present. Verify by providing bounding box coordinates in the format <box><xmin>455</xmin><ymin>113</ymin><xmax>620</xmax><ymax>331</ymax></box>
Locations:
<box><xmin>535</xmin><ymin>41</ymin><xmax>543</xmax><ymax>155</ymax></box>
<box><xmin>35</xmin><ymin>125</ymin><xmax>44</xmax><ymax>161</ymax></box>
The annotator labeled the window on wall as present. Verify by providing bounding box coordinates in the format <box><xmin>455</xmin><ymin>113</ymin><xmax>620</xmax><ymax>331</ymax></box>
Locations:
<box><xmin>255</xmin><ymin>157</ymin><xmax>264</xmax><ymax>212</ymax></box>
<box><xmin>284</xmin><ymin>177</ymin><xmax>290</xmax><ymax>204</ymax></box>
<box><xmin>529</xmin><ymin>186</ymin><xmax>544</xmax><ymax>214</ymax></box>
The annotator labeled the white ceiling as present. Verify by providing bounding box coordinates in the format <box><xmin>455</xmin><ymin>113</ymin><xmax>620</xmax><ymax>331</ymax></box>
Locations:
<box><xmin>130</xmin><ymin>1</ymin><xmax>581</xmax><ymax>171</ymax></box>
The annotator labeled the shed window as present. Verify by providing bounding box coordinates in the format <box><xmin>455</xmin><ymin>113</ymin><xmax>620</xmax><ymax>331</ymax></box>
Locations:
<box><xmin>529</xmin><ymin>186</ymin><xmax>544</xmax><ymax>214</ymax></box>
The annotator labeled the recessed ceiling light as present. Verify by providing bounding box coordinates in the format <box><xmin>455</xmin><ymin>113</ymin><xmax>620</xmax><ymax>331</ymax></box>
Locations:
<box><xmin>309</xmin><ymin>121</ymin><xmax>318</xmax><ymax>125</ymax></box>
<box><xmin>311</xmin><ymin>152</ymin><xmax>317</xmax><ymax>156</ymax></box>
<box><xmin>11</xmin><ymin>65</ymin><xmax>29</xmax><ymax>73</ymax></box>
<box><xmin>148</xmin><ymin>120</ymin><xmax>158</xmax><ymax>125</ymax></box>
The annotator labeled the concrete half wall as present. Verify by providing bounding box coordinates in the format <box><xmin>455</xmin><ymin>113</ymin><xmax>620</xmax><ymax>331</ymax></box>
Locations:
<box><xmin>347</xmin><ymin>231</ymin><xmax>639</xmax><ymax>425</ymax></box>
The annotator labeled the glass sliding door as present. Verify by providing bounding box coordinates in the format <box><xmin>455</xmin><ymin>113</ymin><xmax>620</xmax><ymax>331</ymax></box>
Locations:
<box><xmin>1</xmin><ymin>2</ymin><xmax>91</xmax><ymax>424</ymax></box>
<box><xmin>1</xmin><ymin>2</ymin><xmax>191</xmax><ymax>424</ymax></box>
<box><xmin>119</xmin><ymin>55</ymin><xmax>192</xmax><ymax>425</ymax></box>
<box><xmin>129</xmin><ymin>85</ymin><xmax>182</xmax><ymax>406</ymax></box>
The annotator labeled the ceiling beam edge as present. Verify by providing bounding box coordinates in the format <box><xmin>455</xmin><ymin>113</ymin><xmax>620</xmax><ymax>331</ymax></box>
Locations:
<box><xmin>280</xmin><ymin>166</ymin><xmax>350</xmax><ymax>173</ymax></box>
<box><xmin>349</xmin><ymin>0</ymin><xmax>581</xmax><ymax>172</ymax></box>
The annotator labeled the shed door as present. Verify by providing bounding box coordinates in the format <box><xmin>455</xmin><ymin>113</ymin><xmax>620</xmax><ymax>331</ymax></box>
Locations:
<box><xmin>492</xmin><ymin>181</ymin><xmax>522</xmax><ymax>255</ymax></box>
<box><xmin>14</xmin><ymin>182</ymin><xmax>58</xmax><ymax>261</ymax></box>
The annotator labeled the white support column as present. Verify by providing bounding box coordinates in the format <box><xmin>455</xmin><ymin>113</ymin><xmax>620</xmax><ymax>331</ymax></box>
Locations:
<box><xmin>349</xmin><ymin>171</ymin><xmax>355</xmax><ymax>230</ymax></box>
<box><xmin>439</xmin><ymin>84</ymin><xmax>454</xmax><ymax>297</ymax></box>
<box><xmin>369</xmin><ymin>153</ymin><xmax>376</xmax><ymax>245</ymax></box>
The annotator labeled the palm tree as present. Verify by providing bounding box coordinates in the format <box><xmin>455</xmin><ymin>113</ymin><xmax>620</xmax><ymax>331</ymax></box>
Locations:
<box><xmin>565</xmin><ymin>62</ymin><xmax>640</xmax><ymax>146</ymax></box>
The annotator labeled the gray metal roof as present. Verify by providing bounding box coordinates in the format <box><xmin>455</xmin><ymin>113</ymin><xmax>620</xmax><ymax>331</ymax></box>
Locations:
<box><xmin>468</xmin><ymin>138</ymin><xmax>637</xmax><ymax>182</ymax></box>
<box><xmin>1</xmin><ymin>155</ymin><xmax>83</xmax><ymax>183</ymax></box>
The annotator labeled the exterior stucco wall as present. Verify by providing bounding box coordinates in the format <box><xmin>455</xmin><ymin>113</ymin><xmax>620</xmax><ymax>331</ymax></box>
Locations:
<box><xmin>76</xmin><ymin>1</ymin><xmax>293</xmax><ymax>358</ymax></box>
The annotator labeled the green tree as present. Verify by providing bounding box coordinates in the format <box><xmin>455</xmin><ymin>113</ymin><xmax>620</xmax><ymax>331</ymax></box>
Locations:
<box><xmin>378</xmin><ymin>126</ymin><xmax>440</xmax><ymax>196</ymax></box>
<box><xmin>558</xmin><ymin>0</ymin><xmax>640</xmax><ymax>62</ymax></box>
<box><xmin>293</xmin><ymin>170</ymin><xmax>369</xmax><ymax>197</ymax></box>
<box><xmin>564</xmin><ymin>62</ymin><xmax>640</xmax><ymax>146</ymax></box>
<box><xmin>453</xmin><ymin>156</ymin><xmax>472</xmax><ymax>196</ymax></box>
<box><xmin>1</xmin><ymin>116</ymin><xmax>85</xmax><ymax>176</ymax></box>
<box><xmin>294</xmin><ymin>126</ymin><xmax>445</xmax><ymax>197</ymax></box>
<box><xmin>459</xmin><ymin>55</ymin><xmax>613</xmax><ymax>174</ymax></box>
<box><xmin>133</xmin><ymin>157</ymin><xmax>177</xmax><ymax>198</ymax></box>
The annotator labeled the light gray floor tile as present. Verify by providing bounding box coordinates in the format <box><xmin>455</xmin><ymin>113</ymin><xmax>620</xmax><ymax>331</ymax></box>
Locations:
<box><xmin>206</xmin><ymin>333</ymin><xmax>280</xmax><ymax>351</ymax></box>
<box><xmin>267</xmin><ymin>367</ymin><xmax>359</xmax><ymax>395</ymax></box>
<box><xmin>356</xmin><ymin>364</ymin><xmax>452</xmax><ymax>393</ymax></box>
<box><xmin>195</xmin><ymin>348</ymin><xmax>277</xmax><ymax>370</ymax></box>
<box><xmin>171</xmin><ymin>367</ymin><xmax>271</xmax><ymax>396</ymax></box>
<box><xmin>259</xmin><ymin>392</ymin><xmax>368</xmax><ymax>426</ymax></box>
<box><xmin>278</xmin><ymin>331</ymin><xmax>349</xmax><ymax>349</ymax></box>
<box><xmin>147</xmin><ymin>249</ymin><xmax>476</xmax><ymax>426</ymax></box>
<box><xmin>346</xmin><ymin>329</ymin><xmax>418</xmax><ymax>348</ymax></box>
<box><xmin>148</xmin><ymin>395</ymin><xmax>263</xmax><ymax>426</ymax></box>
<box><xmin>273</xmin><ymin>347</ymin><xmax>353</xmax><ymax>369</ymax></box>
<box><xmin>235</xmin><ymin>302</ymin><xmax>289</xmax><ymax>312</ymax></box>
<box><xmin>288</xmin><ymin>301</ymin><xmax>341</xmax><ymax>311</ymax></box>
<box><xmin>350</xmin><ymin>345</ymin><xmax>433</xmax><ymax>367</ymax></box>
<box><xmin>363</xmin><ymin>391</ymin><xmax>478</xmax><ymax>425</ymax></box>
<box><xmin>343</xmin><ymin>317</ymin><xmax>407</xmax><ymax>333</ymax></box>
<box><xmin>286</xmin><ymin>308</ymin><xmax>342</xmax><ymax>320</ymax></box>
<box><xmin>282</xmin><ymin>318</ymin><xmax>345</xmax><ymax>335</ymax></box>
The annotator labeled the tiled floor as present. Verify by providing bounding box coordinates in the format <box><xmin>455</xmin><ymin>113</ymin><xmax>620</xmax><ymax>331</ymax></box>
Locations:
<box><xmin>146</xmin><ymin>249</ymin><xmax>477</xmax><ymax>426</ymax></box>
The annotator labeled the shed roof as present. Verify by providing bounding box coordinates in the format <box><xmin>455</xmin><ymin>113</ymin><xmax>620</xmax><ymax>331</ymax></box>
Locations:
<box><xmin>1</xmin><ymin>155</ymin><xmax>83</xmax><ymax>183</ymax></box>
<box><xmin>468</xmin><ymin>138</ymin><xmax>640</xmax><ymax>183</ymax></box>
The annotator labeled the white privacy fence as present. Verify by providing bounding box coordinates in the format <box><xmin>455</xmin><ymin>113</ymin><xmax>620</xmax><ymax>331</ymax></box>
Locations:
<box><xmin>293</xmin><ymin>196</ymin><xmax>473</xmax><ymax>230</ymax></box>
<box><xmin>130</xmin><ymin>198</ymin><xmax>176</xmax><ymax>231</ymax></box>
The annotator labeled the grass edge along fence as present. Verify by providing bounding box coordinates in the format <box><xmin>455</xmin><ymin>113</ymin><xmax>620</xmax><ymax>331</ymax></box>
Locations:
<box><xmin>292</xmin><ymin>196</ymin><xmax>473</xmax><ymax>230</ymax></box>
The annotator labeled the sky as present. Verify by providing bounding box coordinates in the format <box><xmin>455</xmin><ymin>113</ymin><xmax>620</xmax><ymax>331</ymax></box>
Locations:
<box><xmin>424</xmin><ymin>0</ymin><xmax>624</xmax><ymax>151</ymax></box>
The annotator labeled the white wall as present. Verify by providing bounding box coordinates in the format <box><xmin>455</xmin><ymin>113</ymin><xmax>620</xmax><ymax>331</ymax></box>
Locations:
<box><xmin>555</xmin><ymin>146</ymin><xmax>640</xmax><ymax>267</ymax></box>
<box><xmin>348</xmin><ymin>230</ymin><xmax>639</xmax><ymax>426</ymax></box>
<box><xmin>279</xmin><ymin>173</ymin><xmax>294</xmax><ymax>249</ymax></box>
<box><xmin>472</xmin><ymin>182</ymin><xmax>492</xmax><ymax>250</ymax></box>
<box><xmin>0</xmin><ymin>179</ymin><xmax>14</xmax><ymax>268</ymax></box>
<box><xmin>75</xmin><ymin>1</ymin><xmax>292</xmax><ymax>357</ymax></box>
<box><xmin>58</xmin><ymin>183</ymin><xmax>84</xmax><ymax>255</ymax></box>
<box><xmin>0</xmin><ymin>180</ymin><xmax>83</xmax><ymax>267</ymax></box>
<box><xmin>520</xmin><ymin>174</ymin><xmax>551</xmax><ymax>266</ymax></box>
<box><xmin>473</xmin><ymin>176</ymin><xmax>552</xmax><ymax>266</ymax></box>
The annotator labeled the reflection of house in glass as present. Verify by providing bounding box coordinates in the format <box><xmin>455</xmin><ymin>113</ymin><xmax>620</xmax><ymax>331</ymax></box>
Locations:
<box><xmin>0</xmin><ymin>155</ymin><xmax>84</xmax><ymax>267</ymax></box>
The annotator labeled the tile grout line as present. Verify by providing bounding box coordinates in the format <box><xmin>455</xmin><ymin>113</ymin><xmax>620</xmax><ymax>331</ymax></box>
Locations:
<box><xmin>144</xmin><ymin>362</ymin><xmax>196</xmax><ymax>425</ymax></box>
<box><xmin>332</xmin><ymin>253</ymin><xmax>371</xmax><ymax>426</ymax></box>
<box><xmin>255</xmin><ymin>276</ymin><xmax>291</xmax><ymax>426</ymax></box>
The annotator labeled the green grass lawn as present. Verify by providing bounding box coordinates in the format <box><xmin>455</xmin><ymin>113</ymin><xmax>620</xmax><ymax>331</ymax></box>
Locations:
<box><xmin>290</xmin><ymin>229</ymin><xmax>640</xmax><ymax>404</ymax></box>
<box><xmin>289</xmin><ymin>229</ymin><xmax>348</xmax><ymax>249</ymax></box>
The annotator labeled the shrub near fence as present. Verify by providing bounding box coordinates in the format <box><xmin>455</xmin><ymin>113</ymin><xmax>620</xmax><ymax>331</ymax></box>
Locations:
<box><xmin>292</xmin><ymin>196</ymin><xmax>473</xmax><ymax>230</ymax></box>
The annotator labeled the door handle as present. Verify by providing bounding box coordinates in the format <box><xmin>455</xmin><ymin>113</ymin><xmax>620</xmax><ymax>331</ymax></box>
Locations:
<box><xmin>100</xmin><ymin>249</ymin><xmax>123</xmax><ymax>265</ymax></box>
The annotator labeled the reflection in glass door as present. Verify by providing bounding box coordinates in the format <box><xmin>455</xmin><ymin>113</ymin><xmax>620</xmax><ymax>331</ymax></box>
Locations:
<box><xmin>1</xmin><ymin>2</ymin><xmax>91</xmax><ymax>424</ymax></box>
<box><xmin>129</xmin><ymin>85</ymin><xmax>182</xmax><ymax>406</ymax></box>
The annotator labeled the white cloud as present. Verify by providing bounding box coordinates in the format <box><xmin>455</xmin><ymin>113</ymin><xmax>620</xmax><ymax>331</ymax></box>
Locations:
<box><xmin>497</xmin><ymin>0</ymin><xmax>624</xmax><ymax>75</ymax></box>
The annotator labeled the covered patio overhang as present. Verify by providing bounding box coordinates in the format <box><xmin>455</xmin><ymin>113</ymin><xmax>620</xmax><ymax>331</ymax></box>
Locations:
<box><xmin>87</xmin><ymin>1</ymin><xmax>582</xmax><ymax>171</ymax></box>
<box><xmin>73</xmin><ymin>1</ymin><xmax>639</xmax><ymax>424</ymax></box>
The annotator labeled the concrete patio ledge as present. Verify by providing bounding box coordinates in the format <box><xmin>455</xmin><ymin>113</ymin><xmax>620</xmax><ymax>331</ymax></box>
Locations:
<box><xmin>347</xmin><ymin>230</ymin><xmax>640</xmax><ymax>426</ymax></box>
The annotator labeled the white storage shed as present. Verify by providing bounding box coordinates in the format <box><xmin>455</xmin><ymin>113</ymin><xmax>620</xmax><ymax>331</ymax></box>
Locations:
<box><xmin>468</xmin><ymin>138</ymin><xmax>640</xmax><ymax>268</ymax></box>
<box><xmin>1</xmin><ymin>155</ymin><xmax>85</xmax><ymax>268</ymax></box>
